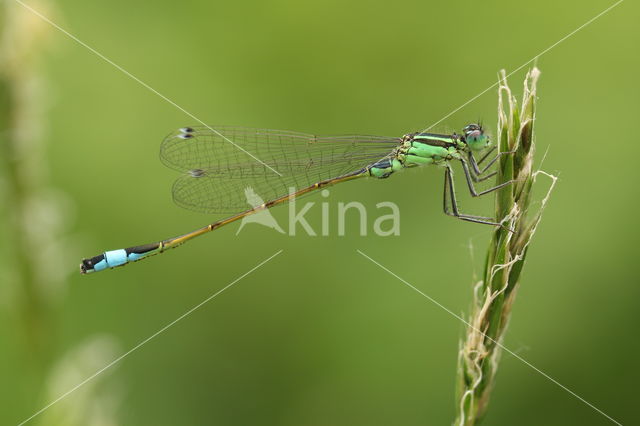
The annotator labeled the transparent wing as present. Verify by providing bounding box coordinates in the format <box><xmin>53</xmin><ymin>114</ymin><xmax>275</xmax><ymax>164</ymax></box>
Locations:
<box><xmin>160</xmin><ymin>126</ymin><xmax>399</xmax><ymax>214</ymax></box>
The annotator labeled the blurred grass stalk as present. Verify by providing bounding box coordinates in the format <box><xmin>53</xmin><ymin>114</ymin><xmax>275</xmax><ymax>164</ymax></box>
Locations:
<box><xmin>1</xmin><ymin>4</ymin><xmax>122</xmax><ymax>424</ymax></box>
<box><xmin>0</xmin><ymin>0</ymin><xmax>54</xmax><ymax>367</ymax></box>
<box><xmin>455</xmin><ymin>67</ymin><xmax>556</xmax><ymax>425</ymax></box>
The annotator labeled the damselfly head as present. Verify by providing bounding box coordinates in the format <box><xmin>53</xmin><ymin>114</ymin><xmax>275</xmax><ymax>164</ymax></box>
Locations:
<box><xmin>462</xmin><ymin>123</ymin><xmax>490</xmax><ymax>152</ymax></box>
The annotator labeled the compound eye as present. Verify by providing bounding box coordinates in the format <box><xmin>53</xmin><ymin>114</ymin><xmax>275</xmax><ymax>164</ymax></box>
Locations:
<box><xmin>466</xmin><ymin>129</ymin><xmax>482</xmax><ymax>141</ymax></box>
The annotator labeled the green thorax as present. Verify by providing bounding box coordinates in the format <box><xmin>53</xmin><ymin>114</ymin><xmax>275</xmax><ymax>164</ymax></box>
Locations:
<box><xmin>368</xmin><ymin>132</ymin><xmax>465</xmax><ymax>178</ymax></box>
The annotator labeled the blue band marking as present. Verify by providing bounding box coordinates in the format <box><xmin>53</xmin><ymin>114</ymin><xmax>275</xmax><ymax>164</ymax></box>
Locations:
<box><xmin>104</xmin><ymin>249</ymin><xmax>128</xmax><ymax>268</ymax></box>
<box><xmin>93</xmin><ymin>258</ymin><xmax>109</xmax><ymax>272</ymax></box>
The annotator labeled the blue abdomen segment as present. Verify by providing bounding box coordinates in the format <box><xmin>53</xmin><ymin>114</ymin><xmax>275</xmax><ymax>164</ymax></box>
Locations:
<box><xmin>80</xmin><ymin>243</ymin><xmax>161</xmax><ymax>274</ymax></box>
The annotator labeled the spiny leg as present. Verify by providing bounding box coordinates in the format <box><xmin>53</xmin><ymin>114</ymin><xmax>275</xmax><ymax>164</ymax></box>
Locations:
<box><xmin>443</xmin><ymin>166</ymin><xmax>514</xmax><ymax>230</ymax></box>
<box><xmin>471</xmin><ymin>169</ymin><xmax>497</xmax><ymax>183</ymax></box>
<box><xmin>460</xmin><ymin>158</ymin><xmax>515</xmax><ymax>197</ymax></box>
<box><xmin>442</xmin><ymin>164</ymin><xmax>502</xmax><ymax>226</ymax></box>
<box><xmin>443</xmin><ymin>166</ymin><xmax>468</xmax><ymax>217</ymax></box>
<box><xmin>477</xmin><ymin>150</ymin><xmax>516</xmax><ymax>174</ymax></box>
<box><xmin>468</xmin><ymin>150</ymin><xmax>496</xmax><ymax>182</ymax></box>
<box><xmin>468</xmin><ymin>149</ymin><xmax>516</xmax><ymax>182</ymax></box>
<box><xmin>468</xmin><ymin>149</ymin><xmax>497</xmax><ymax>182</ymax></box>
<box><xmin>476</xmin><ymin>146</ymin><xmax>496</xmax><ymax>167</ymax></box>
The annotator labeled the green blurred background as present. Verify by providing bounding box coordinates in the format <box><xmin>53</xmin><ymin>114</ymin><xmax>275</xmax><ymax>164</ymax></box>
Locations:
<box><xmin>1</xmin><ymin>0</ymin><xmax>638</xmax><ymax>424</ymax></box>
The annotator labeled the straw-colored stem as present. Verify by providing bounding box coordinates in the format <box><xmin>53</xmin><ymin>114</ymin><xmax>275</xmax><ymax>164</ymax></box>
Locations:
<box><xmin>454</xmin><ymin>68</ymin><xmax>555</xmax><ymax>425</ymax></box>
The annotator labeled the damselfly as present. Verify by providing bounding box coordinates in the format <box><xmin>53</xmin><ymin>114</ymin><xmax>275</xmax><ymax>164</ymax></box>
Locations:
<box><xmin>80</xmin><ymin>124</ymin><xmax>512</xmax><ymax>274</ymax></box>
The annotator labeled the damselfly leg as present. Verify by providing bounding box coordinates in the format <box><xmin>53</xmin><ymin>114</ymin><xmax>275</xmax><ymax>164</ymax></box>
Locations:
<box><xmin>467</xmin><ymin>149</ymin><xmax>517</xmax><ymax>182</ymax></box>
<box><xmin>443</xmin><ymin>147</ymin><xmax>517</xmax><ymax>228</ymax></box>
<box><xmin>459</xmin><ymin>158</ymin><xmax>515</xmax><ymax>198</ymax></box>
<box><xmin>443</xmin><ymin>164</ymin><xmax>503</xmax><ymax>226</ymax></box>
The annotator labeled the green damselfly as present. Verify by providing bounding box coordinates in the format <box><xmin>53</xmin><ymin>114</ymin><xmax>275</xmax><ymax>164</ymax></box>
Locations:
<box><xmin>80</xmin><ymin>124</ymin><xmax>511</xmax><ymax>274</ymax></box>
